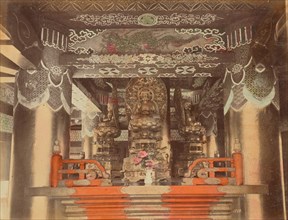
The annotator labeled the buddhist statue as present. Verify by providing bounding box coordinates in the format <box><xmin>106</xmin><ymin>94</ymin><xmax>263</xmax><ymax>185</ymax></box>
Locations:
<box><xmin>122</xmin><ymin>77</ymin><xmax>170</xmax><ymax>184</ymax></box>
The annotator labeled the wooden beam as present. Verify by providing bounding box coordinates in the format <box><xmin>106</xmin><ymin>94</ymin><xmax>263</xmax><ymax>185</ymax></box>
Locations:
<box><xmin>72</xmin><ymin>83</ymin><xmax>101</xmax><ymax>113</ymax></box>
<box><xmin>0</xmin><ymin>66</ymin><xmax>18</xmax><ymax>76</ymax></box>
<box><xmin>0</xmin><ymin>77</ymin><xmax>15</xmax><ymax>83</ymax></box>
<box><xmin>0</xmin><ymin>45</ymin><xmax>35</xmax><ymax>69</ymax></box>
<box><xmin>0</xmin><ymin>40</ymin><xmax>13</xmax><ymax>45</ymax></box>
<box><xmin>0</xmin><ymin>27</ymin><xmax>11</xmax><ymax>41</ymax></box>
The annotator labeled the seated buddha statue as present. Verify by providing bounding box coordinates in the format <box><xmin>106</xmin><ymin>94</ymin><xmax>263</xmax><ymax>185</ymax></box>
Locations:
<box><xmin>129</xmin><ymin>88</ymin><xmax>161</xmax><ymax>133</ymax></box>
<box><xmin>134</xmin><ymin>89</ymin><xmax>158</xmax><ymax>116</ymax></box>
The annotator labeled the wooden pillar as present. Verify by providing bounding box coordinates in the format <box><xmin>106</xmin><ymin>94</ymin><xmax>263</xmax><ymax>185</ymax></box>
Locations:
<box><xmin>9</xmin><ymin>64</ymin><xmax>72</xmax><ymax>219</ymax></box>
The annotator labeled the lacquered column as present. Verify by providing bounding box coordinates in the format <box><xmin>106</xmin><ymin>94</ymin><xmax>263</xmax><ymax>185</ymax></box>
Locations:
<box><xmin>9</xmin><ymin>63</ymin><xmax>72</xmax><ymax>219</ymax></box>
<box><xmin>226</xmin><ymin>103</ymin><xmax>284</xmax><ymax>219</ymax></box>
<box><xmin>161</xmin><ymin>79</ymin><xmax>171</xmax><ymax>168</ymax></box>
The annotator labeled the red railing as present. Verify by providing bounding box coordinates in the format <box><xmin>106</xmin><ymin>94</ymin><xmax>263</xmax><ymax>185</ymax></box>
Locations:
<box><xmin>50</xmin><ymin>151</ymin><xmax>110</xmax><ymax>187</ymax></box>
<box><xmin>184</xmin><ymin>151</ymin><xmax>243</xmax><ymax>185</ymax></box>
<box><xmin>51</xmin><ymin>151</ymin><xmax>243</xmax><ymax>187</ymax></box>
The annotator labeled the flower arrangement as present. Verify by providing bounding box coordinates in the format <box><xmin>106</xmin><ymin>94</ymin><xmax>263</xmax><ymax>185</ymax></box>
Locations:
<box><xmin>133</xmin><ymin>150</ymin><xmax>158</xmax><ymax>169</ymax></box>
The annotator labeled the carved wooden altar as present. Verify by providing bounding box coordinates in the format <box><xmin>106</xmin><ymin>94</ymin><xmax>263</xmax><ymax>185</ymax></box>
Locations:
<box><xmin>173</xmin><ymin>87</ymin><xmax>207</xmax><ymax>177</ymax></box>
<box><xmin>93</xmin><ymin>86</ymin><xmax>121</xmax><ymax>178</ymax></box>
<box><xmin>122</xmin><ymin>77</ymin><xmax>170</xmax><ymax>184</ymax></box>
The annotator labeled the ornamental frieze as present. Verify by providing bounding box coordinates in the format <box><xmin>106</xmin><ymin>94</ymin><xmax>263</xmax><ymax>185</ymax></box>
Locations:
<box><xmin>76</xmin><ymin>53</ymin><xmax>219</xmax><ymax>65</ymax></box>
<box><xmin>67</xmin><ymin>28</ymin><xmax>226</xmax><ymax>55</ymax></box>
<box><xmin>71</xmin><ymin>63</ymin><xmax>222</xmax><ymax>78</ymax></box>
<box><xmin>70</xmin><ymin>13</ymin><xmax>222</xmax><ymax>27</ymax></box>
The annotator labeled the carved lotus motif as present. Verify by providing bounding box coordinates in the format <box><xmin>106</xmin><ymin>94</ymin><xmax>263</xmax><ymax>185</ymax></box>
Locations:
<box><xmin>129</xmin><ymin>117</ymin><xmax>161</xmax><ymax>131</ymax></box>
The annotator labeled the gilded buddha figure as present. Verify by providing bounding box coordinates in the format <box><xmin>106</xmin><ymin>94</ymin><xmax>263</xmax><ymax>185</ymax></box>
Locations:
<box><xmin>129</xmin><ymin>88</ymin><xmax>161</xmax><ymax>141</ymax></box>
<box><xmin>173</xmin><ymin>88</ymin><xmax>207</xmax><ymax>177</ymax></box>
<box><xmin>93</xmin><ymin>86</ymin><xmax>121</xmax><ymax>178</ymax></box>
<box><xmin>123</xmin><ymin>77</ymin><xmax>169</xmax><ymax>184</ymax></box>
<box><xmin>134</xmin><ymin>88</ymin><xmax>158</xmax><ymax>116</ymax></box>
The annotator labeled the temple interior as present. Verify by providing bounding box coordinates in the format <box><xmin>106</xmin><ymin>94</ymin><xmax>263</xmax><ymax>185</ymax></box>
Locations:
<box><xmin>0</xmin><ymin>0</ymin><xmax>287</xmax><ymax>219</ymax></box>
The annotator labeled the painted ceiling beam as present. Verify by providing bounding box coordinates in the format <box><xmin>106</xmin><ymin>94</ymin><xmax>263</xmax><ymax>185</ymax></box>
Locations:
<box><xmin>0</xmin><ymin>25</ymin><xmax>20</xmax><ymax>77</ymax></box>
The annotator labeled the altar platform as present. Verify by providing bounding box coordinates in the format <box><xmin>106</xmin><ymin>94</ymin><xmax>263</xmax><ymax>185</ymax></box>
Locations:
<box><xmin>27</xmin><ymin>185</ymin><xmax>268</xmax><ymax>219</ymax></box>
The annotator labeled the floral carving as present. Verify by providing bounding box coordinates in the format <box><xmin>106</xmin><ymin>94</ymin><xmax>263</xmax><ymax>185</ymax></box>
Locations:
<box><xmin>232</xmin><ymin>64</ymin><xmax>243</xmax><ymax>74</ymax></box>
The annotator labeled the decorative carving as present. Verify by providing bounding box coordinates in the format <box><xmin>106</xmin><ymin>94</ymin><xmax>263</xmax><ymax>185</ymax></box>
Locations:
<box><xmin>72</xmin><ymin>63</ymin><xmax>224</xmax><ymax>78</ymax></box>
<box><xmin>68</xmin><ymin>28</ymin><xmax>225</xmax><ymax>55</ymax></box>
<box><xmin>73</xmin><ymin>64</ymin><xmax>95</xmax><ymax>70</ymax></box>
<box><xmin>224</xmin><ymin>31</ymin><xmax>278</xmax><ymax>114</ymax></box>
<box><xmin>77</xmin><ymin>53</ymin><xmax>218</xmax><ymax>65</ymax></box>
<box><xmin>197</xmin><ymin>79</ymin><xmax>223</xmax><ymax>114</ymax></box>
<box><xmin>193</xmin><ymin>73</ymin><xmax>212</xmax><ymax>77</ymax></box>
<box><xmin>70</xmin><ymin>13</ymin><xmax>222</xmax><ymax>27</ymax></box>
<box><xmin>173</xmin><ymin>79</ymin><xmax>223</xmax><ymax>176</ymax></box>
<box><xmin>99</xmin><ymin>67</ymin><xmax>120</xmax><ymax>76</ymax></box>
<box><xmin>157</xmin><ymin>13</ymin><xmax>221</xmax><ymax>26</ymax></box>
<box><xmin>94</xmin><ymin>111</ymin><xmax>120</xmax><ymax>145</ymax></box>
<box><xmin>243</xmin><ymin>60</ymin><xmax>276</xmax><ymax>106</ymax></box>
<box><xmin>198</xmin><ymin>63</ymin><xmax>221</xmax><ymax>68</ymax></box>
<box><xmin>68</xmin><ymin>29</ymin><xmax>106</xmax><ymax>54</ymax></box>
<box><xmin>123</xmin><ymin>77</ymin><xmax>169</xmax><ymax>184</ymax></box>
<box><xmin>138</xmin><ymin>13</ymin><xmax>158</xmax><ymax>26</ymax></box>
<box><xmin>94</xmin><ymin>86</ymin><xmax>121</xmax><ymax>177</ymax></box>
<box><xmin>138</xmin><ymin>67</ymin><xmax>158</xmax><ymax>76</ymax></box>
<box><xmin>173</xmin><ymin>88</ymin><xmax>207</xmax><ymax>177</ymax></box>
<box><xmin>125</xmin><ymin>78</ymin><xmax>167</xmax><ymax>120</ymax></box>
<box><xmin>224</xmin><ymin>13</ymin><xmax>278</xmax><ymax>113</ymax></box>
<box><xmin>41</xmin><ymin>27</ymin><xmax>68</xmax><ymax>52</ymax></box>
<box><xmin>15</xmin><ymin>63</ymin><xmax>72</xmax><ymax>114</ymax></box>
<box><xmin>226</xmin><ymin>25</ymin><xmax>252</xmax><ymax>50</ymax></box>
<box><xmin>175</xmin><ymin>28</ymin><xmax>226</xmax><ymax>53</ymax></box>
<box><xmin>175</xmin><ymin>66</ymin><xmax>196</xmax><ymax>75</ymax></box>
<box><xmin>71</xmin><ymin>13</ymin><xmax>137</xmax><ymax>26</ymax></box>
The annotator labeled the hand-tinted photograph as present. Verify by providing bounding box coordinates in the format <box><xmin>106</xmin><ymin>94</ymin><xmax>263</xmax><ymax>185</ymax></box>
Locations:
<box><xmin>0</xmin><ymin>0</ymin><xmax>287</xmax><ymax>219</ymax></box>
